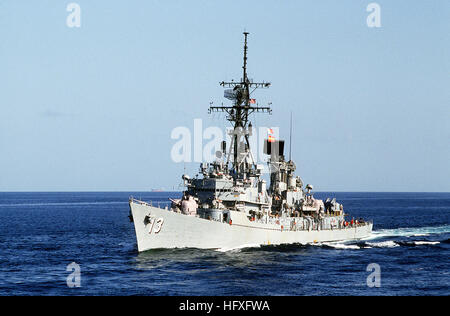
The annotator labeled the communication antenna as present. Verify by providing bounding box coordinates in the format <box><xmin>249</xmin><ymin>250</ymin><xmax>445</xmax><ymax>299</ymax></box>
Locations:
<box><xmin>289</xmin><ymin>111</ymin><xmax>293</xmax><ymax>161</ymax></box>
<box><xmin>208</xmin><ymin>32</ymin><xmax>272</xmax><ymax>173</ymax></box>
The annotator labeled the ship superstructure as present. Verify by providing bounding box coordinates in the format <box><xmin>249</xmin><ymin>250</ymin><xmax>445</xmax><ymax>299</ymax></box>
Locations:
<box><xmin>129</xmin><ymin>33</ymin><xmax>372</xmax><ymax>252</ymax></box>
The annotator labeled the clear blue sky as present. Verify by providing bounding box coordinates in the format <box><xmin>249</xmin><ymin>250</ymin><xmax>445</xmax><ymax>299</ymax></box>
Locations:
<box><xmin>0</xmin><ymin>0</ymin><xmax>449</xmax><ymax>192</ymax></box>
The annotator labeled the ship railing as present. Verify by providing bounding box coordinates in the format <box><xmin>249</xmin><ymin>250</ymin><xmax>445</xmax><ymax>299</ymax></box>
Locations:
<box><xmin>255</xmin><ymin>215</ymin><xmax>372</xmax><ymax>232</ymax></box>
<box><xmin>129</xmin><ymin>197</ymin><xmax>171</xmax><ymax>209</ymax></box>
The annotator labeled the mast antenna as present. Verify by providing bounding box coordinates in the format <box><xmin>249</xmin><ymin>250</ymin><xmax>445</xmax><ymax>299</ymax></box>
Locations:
<box><xmin>208</xmin><ymin>32</ymin><xmax>272</xmax><ymax>173</ymax></box>
<box><xmin>289</xmin><ymin>111</ymin><xmax>293</xmax><ymax>161</ymax></box>
<box><xmin>243</xmin><ymin>31</ymin><xmax>249</xmax><ymax>84</ymax></box>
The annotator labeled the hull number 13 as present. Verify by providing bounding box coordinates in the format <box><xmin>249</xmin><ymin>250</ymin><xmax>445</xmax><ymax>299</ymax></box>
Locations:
<box><xmin>147</xmin><ymin>216</ymin><xmax>164</xmax><ymax>234</ymax></box>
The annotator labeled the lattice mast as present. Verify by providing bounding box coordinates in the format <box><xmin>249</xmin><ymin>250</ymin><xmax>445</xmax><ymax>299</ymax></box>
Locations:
<box><xmin>209</xmin><ymin>32</ymin><xmax>272</xmax><ymax>175</ymax></box>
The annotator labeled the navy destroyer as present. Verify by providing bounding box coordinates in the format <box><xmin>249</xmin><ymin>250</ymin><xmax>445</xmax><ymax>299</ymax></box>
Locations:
<box><xmin>129</xmin><ymin>33</ymin><xmax>373</xmax><ymax>252</ymax></box>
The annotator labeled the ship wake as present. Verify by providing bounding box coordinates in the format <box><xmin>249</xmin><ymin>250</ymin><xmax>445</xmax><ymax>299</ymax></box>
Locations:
<box><xmin>367</xmin><ymin>224</ymin><xmax>450</xmax><ymax>240</ymax></box>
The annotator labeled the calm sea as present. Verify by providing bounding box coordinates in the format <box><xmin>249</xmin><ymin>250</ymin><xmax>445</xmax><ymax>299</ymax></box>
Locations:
<box><xmin>0</xmin><ymin>192</ymin><xmax>448</xmax><ymax>295</ymax></box>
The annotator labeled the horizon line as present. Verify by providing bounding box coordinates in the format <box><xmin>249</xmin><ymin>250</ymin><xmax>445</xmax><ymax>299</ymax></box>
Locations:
<box><xmin>0</xmin><ymin>190</ymin><xmax>449</xmax><ymax>194</ymax></box>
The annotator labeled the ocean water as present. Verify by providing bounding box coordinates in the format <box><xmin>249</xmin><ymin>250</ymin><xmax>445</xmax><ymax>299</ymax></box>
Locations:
<box><xmin>0</xmin><ymin>192</ymin><xmax>448</xmax><ymax>296</ymax></box>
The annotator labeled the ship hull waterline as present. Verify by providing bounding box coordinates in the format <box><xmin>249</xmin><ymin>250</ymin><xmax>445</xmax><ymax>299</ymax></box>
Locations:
<box><xmin>130</xmin><ymin>200</ymin><xmax>373</xmax><ymax>252</ymax></box>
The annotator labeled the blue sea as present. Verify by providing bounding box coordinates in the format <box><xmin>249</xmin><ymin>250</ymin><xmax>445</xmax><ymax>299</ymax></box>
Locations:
<box><xmin>0</xmin><ymin>192</ymin><xmax>448</xmax><ymax>296</ymax></box>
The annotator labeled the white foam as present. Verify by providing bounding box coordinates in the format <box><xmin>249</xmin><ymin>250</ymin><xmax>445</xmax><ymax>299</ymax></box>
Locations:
<box><xmin>322</xmin><ymin>242</ymin><xmax>361</xmax><ymax>250</ymax></box>
<box><xmin>217</xmin><ymin>243</ymin><xmax>261</xmax><ymax>252</ymax></box>
<box><xmin>412</xmin><ymin>241</ymin><xmax>440</xmax><ymax>246</ymax></box>
<box><xmin>369</xmin><ymin>225</ymin><xmax>450</xmax><ymax>240</ymax></box>
<box><xmin>365</xmin><ymin>240</ymin><xmax>399</xmax><ymax>248</ymax></box>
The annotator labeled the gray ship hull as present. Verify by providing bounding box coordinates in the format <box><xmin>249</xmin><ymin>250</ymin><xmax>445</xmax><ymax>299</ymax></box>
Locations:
<box><xmin>130</xmin><ymin>199</ymin><xmax>373</xmax><ymax>252</ymax></box>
